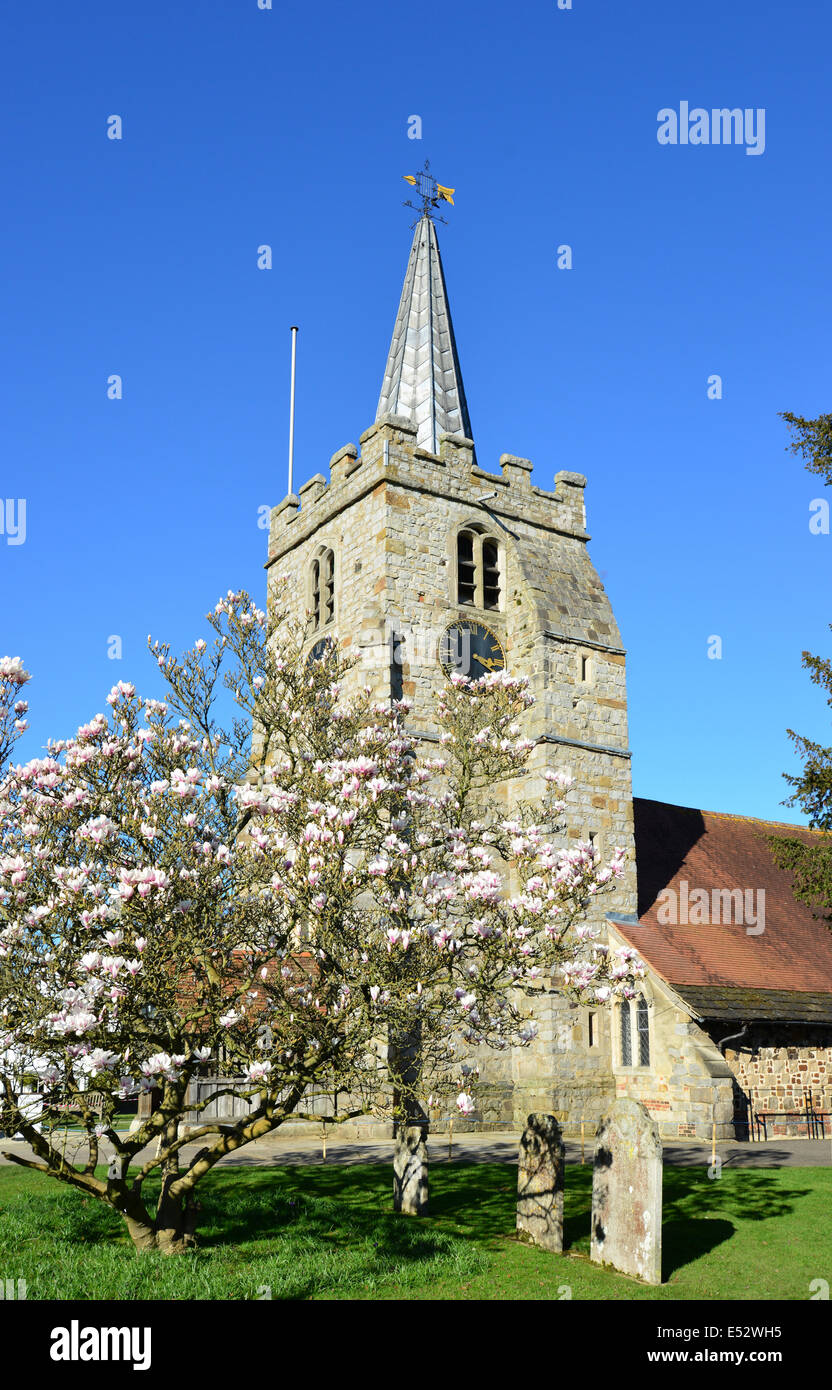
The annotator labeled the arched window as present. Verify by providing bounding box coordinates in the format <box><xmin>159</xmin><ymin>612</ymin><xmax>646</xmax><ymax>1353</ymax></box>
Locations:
<box><xmin>456</xmin><ymin>527</ymin><xmax>501</xmax><ymax>610</ymax></box>
<box><xmin>637</xmin><ymin>995</ymin><xmax>650</xmax><ymax>1067</ymax></box>
<box><xmin>311</xmin><ymin>549</ymin><xmax>335</xmax><ymax>630</ymax></box>
<box><xmin>618</xmin><ymin>1001</ymin><xmax>632</xmax><ymax>1068</ymax></box>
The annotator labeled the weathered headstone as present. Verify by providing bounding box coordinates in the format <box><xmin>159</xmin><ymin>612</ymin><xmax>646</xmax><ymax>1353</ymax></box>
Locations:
<box><xmin>393</xmin><ymin>1124</ymin><xmax>429</xmax><ymax>1215</ymax></box>
<box><xmin>590</xmin><ymin>1098</ymin><xmax>662</xmax><ymax>1284</ymax></box>
<box><xmin>516</xmin><ymin>1113</ymin><xmax>564</xmax><ymax>1252</ymax></box>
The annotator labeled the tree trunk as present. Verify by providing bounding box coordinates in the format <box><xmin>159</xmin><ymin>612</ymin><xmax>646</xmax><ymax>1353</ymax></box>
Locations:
<box><xmin>125</xmin><ymin>1214</ymin><xmax>159</xmax><ymax>1254</ymax></box>
<box><xmin>123</xmin><ymin>1120</ymin><xmax>201</xmax><ymax>1254</ymax></box>
<box><xmin>124</xmin><ymin>1186</ymin><xmax>199</xmax><ymax>1254</ymax></box>
<box><xmin>154</xmin><ymin>1179</ymin><xmax>199</xmax><ymax>1254</ymax></box>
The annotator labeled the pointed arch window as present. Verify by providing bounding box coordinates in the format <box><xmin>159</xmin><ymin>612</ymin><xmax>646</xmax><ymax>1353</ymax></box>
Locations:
<box><xmin>456</xmin><ymin>527</ymin><xmax>501</xmax><ymax>611</ymax></box>
<box><xmin>311</xmin><ymin>549</ymin><xmax>335</xmax><ymax>630</ymax></box>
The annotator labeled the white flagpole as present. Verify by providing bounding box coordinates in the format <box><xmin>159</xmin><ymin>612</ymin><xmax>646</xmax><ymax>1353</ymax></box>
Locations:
<box><xmin>288</xmin><ymin>325</ymin><xmax>299</xmax><ymax>496</ymax></box>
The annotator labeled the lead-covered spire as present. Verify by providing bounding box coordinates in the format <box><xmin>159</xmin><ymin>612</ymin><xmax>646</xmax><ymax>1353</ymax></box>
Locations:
<box><xmin>376</xmin><ymin>190</ymin><xmax>474</xmax><ymax>455</ymax></box>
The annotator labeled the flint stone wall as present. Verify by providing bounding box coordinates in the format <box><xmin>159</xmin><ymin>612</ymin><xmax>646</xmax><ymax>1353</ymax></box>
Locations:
<box><xmin>721</xmin><ymin>1022</ymin><xmax>832</xmax><ymax>1136</ymax></box>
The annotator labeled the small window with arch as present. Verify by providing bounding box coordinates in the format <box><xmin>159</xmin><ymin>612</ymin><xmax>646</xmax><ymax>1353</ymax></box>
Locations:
<box><xmin>456</xmin><ymin>526</ymin><xmax>501</xmax><ymax>611</ymax></box>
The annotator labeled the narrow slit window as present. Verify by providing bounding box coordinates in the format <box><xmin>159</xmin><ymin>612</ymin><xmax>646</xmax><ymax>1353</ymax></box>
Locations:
<box><xmin>619</xmin><ymin>1001</ymin><xmax>632</xmax><ymax>1067</ymax></box>
<box><xmin>323</xmin><ymin>550</ymin><xmax>335</xmax><ymax>624</ymax></box>
<box><xmin>581</xmin><ymin>654</ymin><xmax>591</xmax><ymax>683</ymax></box>
<box><xmin>587</xmin><ymin>1011</ymin><xmax>597</xmax><ymax>1048</ymax></box>
<box><xmin>311</xmin><ymin>559</ymin><xmax>321</xmax><ymax>629</ymax></box>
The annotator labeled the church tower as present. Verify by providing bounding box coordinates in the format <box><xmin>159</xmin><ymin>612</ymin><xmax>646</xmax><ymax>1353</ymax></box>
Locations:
<box><xmin>266</xmin><ymin>171</ymin><xmax>638</xmax><ymax>1125</ymax></box>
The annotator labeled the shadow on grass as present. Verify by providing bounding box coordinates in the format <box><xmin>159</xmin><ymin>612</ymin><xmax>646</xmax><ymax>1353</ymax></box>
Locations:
<box><xmin>163</xmin><ymin>1169</ymin><xmax>483</xmax><ymax>1298</ymax></box>
<box><xmin>662</xmin><ymin>1167</ymin><xmax>813</xmax><ymax>1222</ymax></box>
<box><xmin>662</xmin><ymin>1218</ymin><xmax>735</xmax><ymax>1279</ymax></box>
<box><xmin>2</xmin><ymin>1165</ymin><xmax>486</xmax><ymax>1301</ymax></box>
<box><xmin>3</xmin><ymin>1158</ymin><xmax>819</xmax><ymax>1295</ymax></box>
<box><xmin>196</xmin><ymin>1162</ymin><xmax>816</xmax><ymax>1251</ymax></box>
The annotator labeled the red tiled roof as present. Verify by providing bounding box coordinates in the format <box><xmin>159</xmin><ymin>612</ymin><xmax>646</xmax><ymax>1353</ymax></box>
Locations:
<box><xmin>611</xmin><ymin>798</ymin><xmax>832</xmax><ymax>996</ymax></box>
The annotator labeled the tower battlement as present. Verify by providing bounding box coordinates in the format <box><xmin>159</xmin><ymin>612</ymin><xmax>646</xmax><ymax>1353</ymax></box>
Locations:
<box><xmin>267</xmin><ymin>416</ymin><xmax>588</xmax><ymax>564</ymax></box>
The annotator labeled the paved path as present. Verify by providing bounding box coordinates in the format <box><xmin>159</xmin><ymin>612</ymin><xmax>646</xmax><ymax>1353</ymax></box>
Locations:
<box><xmin>1</xmin><ymin>1131</ymin><xmax>830</xmax><ymax>1169</ymax></box>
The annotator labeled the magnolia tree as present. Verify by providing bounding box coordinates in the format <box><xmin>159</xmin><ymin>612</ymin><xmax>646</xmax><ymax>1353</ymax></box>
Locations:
<box><xmin>0</xmin><ymin>656</ymin><xmax>30</xmax><ymax>772</ymax></box>
<box><xmin>0</xmin><ymin>586</ymin><xmax>643</xmax><ymax>1253</ymax></box>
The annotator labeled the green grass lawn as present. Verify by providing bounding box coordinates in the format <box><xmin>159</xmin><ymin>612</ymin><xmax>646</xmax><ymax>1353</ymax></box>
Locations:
<box><xmin>0</xmin><ymin>1161</ymin><xmax>827</xmax><ymax>1300</ymax></box>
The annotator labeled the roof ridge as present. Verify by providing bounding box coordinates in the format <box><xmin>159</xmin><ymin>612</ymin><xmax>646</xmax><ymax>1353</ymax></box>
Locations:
<box><xmin>703</xmin><ymin>808</ymin><xmax>828</xmax><ymax>834</ymax></box>
<box><xmin>634</xmin><ymin>796</ymin><xmax>824</xmax><ymax>835</ymax></box>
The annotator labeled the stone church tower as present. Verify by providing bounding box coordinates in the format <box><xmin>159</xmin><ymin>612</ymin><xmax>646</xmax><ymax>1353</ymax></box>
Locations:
<box><xmin>266</xmin><ymin>183</ymin><xmax>638</xmax><ymax>1126</ymax></box>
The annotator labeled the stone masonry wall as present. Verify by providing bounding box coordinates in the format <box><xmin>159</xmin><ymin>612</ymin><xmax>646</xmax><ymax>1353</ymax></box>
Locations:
<box><xmin>461</xmin><ymin>993</ymin><xmax>616</xmax><ymax>1134</ymax></box>
<box><xmin>719</xmin><ymin>1023</ymin><xmax>832</xmax><ymax>1136</ymax></box>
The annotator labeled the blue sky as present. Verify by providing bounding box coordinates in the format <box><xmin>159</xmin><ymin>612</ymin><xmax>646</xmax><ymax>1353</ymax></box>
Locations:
<box><xmin>2</xmin><ymin>0</ymin><xmax>830</xmax><ymax>824</ymax></box>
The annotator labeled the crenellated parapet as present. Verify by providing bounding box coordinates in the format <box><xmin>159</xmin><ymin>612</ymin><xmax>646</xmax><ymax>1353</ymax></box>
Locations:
<box><xmin>267</xmin><ymin>418</ymin><xmax>589</xmax><ymax>565</ymax></box>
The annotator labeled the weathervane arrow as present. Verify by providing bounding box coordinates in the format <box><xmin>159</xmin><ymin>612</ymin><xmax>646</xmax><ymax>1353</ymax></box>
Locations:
<box><xmin>402</xmin><ymin>160</ymin><xmax>455</xmax><ymax>224</ymax></box>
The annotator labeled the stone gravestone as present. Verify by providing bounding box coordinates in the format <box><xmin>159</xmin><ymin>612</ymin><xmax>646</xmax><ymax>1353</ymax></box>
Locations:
<box><xmin>393</xmin><ymin>1124</ymin><xmax>429</xmax><ymax>1215</ymax></box>
<box><xmin>516</xmin><ymin>1113</ymin><xmax>564</xmax><ymax>1252</ymax></box>
<box><xmin>590</xmin><ymin>1098</ymin><xmax>662</xmax><ymax>1284</ymax></box>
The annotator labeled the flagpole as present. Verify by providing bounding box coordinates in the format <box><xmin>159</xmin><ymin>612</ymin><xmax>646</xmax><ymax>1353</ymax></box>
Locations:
<box><xmin>288</xmin><ymin>326</ymin><xmax>298</xmax><ymax>496</ymax></box>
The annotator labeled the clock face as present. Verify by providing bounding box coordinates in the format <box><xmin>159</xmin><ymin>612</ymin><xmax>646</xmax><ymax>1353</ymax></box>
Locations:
<box><xmin>305</xmin><ymin>636</ymin><xmax>333</xmax><ymax>667</ymax></box>
<box><xmin>438</xmin><ymin>620</ymin><xmax>506</xmax><ymax>680</ymax></box>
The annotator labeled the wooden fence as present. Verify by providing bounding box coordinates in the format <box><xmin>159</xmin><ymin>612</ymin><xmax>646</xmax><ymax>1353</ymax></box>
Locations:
<box><xmin>181</xmin><ymin>1075</ymin><xmax>348</xmax><ymax>1127</ymax></box>
<box><xmin>182</xmin><ymin>1075</ymin><xmax>256</xmax><ymax>1126</ymax></box>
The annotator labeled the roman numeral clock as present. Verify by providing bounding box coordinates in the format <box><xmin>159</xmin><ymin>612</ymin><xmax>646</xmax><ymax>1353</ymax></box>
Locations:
<box><xmin>438</xmin><ymin>619</ymin><xmax>506</xmax><ymax>680</ymax></box>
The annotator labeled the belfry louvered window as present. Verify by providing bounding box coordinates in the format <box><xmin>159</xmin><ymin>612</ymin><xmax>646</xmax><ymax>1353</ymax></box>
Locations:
<box><xmin>456</xmin><ymin>527</ymin><xmax>501</xmax><ymax>610</ymax></box>
<box><xmin>482</xmin><ymin>540</ymin><xmax>500</xmax><ymax>608</ymax></box>
<box><xmin>619</xmin><ymin>1001</ymin><xmax>632</xmax><ymax>1068</ymax></box>
<box><xmin>311</xmin><ymin>549</ymin><xmax>335</xmax><ymax>630</ymax></box>
<box><xmin>457</xmin><ymin>532</ymin><xmax>476</xmax><ymax>605</ymax></box>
